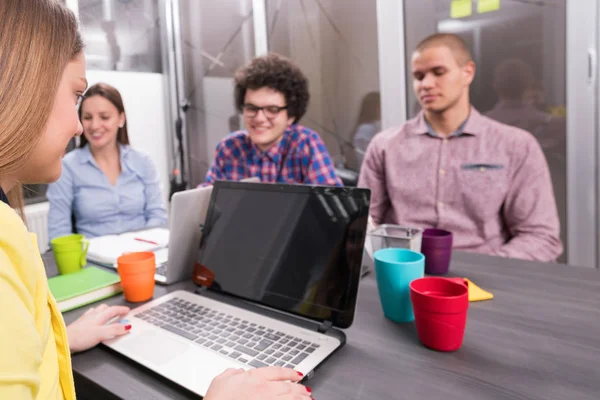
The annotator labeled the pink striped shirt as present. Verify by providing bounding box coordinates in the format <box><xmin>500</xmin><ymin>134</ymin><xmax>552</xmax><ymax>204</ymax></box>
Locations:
<box><xmin>358</xmin><ymin>108</ymin><xmax>562</xmax><ymax>262</ymax></box>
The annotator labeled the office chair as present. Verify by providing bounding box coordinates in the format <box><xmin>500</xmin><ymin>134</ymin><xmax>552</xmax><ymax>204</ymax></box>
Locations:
<box><xmin>71</xmin><ymin>211</ymin><xmax>78</xmax><ymax>234</ymax></box>
<box><xmin>335</xmin><ymin>167</ymin><xmax>359</xmax><ymax>187</ymax></box>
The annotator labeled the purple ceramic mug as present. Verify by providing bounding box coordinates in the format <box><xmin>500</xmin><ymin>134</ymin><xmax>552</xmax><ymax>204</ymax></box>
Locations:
<box><xmin>421</xmin><ymin>229</ymin><xmax>453</xmax><ymax>275</ymax></box>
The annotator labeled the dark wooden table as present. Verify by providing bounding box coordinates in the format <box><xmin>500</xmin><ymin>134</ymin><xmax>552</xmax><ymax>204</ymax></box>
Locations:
<box><xmin>44</xmin><ymin>251</ymin><xmax>600</xmax><ymax>400</ymax></box>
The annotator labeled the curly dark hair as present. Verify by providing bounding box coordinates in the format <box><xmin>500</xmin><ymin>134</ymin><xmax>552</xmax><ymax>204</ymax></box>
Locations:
<box><xmin>234</xmin><ymin>53</ymin><xmax>310</xmax><ymax>124</ymax></box>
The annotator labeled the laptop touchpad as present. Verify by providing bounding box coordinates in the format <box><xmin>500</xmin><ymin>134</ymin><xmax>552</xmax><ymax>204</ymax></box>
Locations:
<box><xmin>127</xmin><ymin>330</ymin><xmax>188</xmax><ymax>366</ymax></box>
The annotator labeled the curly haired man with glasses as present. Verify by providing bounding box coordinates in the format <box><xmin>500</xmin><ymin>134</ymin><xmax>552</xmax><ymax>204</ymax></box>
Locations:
<box><xmin>204</xmin><ymin>53</ymin><xmax>342</xmax><ymax>186</ymax></box>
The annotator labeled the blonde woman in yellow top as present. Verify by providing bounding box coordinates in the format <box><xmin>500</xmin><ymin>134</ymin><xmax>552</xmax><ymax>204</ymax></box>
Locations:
<box><xmin>0</xmin><ymin>1</ymin><xmax>311</xmax><ymax>399</ymax></box>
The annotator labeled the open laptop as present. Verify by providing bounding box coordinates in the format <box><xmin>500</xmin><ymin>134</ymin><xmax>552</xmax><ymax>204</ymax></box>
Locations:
<box><xmin>103</xmin><ymin>181</ymin><xmax>370</xmax><ymax>396</ymax></box>
<box><xmin>151</xmin><ymin>186</ymin><xmax>213</xmax><ymax>284</ymax></box>
<box><xmin>152</xmin><ymin>177</ymin><xmax>261</xmax><ymax>284</ymax></box>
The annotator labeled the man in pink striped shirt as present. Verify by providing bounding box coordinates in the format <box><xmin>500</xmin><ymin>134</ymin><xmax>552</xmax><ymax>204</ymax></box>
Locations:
<box><xmin>358</xmin><ymin>33</ymin><xmax>562</xmax><ymax>262</ymax></box>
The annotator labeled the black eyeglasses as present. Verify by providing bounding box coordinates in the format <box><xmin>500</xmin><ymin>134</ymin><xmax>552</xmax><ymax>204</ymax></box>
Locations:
<box><xmin>242</xmin><ymin>104</ymin><xmax>288</xmax><ymax>119</ymax></box>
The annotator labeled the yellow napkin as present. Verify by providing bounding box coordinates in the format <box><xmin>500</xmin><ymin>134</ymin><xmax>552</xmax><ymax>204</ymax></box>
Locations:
<box><xmin>464</xmin><ymin>278</ymin><xmax>494</xmax><ymax>302</ymax></box>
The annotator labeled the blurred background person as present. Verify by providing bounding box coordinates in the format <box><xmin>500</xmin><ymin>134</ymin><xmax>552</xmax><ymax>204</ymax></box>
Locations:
<box><xmin>486</xmin><ymin>59</ymin><xmax>566</xmax><ymax>257</ymax></box>
<box><xmin>352</xmin><ymin>91</ymin><xmax>381</xmax><ymax>166</ymax></box>
<box><xmin>47</xmin><ymin>83</ymin><xmax>167</xmax><ymax>239</ymax></box>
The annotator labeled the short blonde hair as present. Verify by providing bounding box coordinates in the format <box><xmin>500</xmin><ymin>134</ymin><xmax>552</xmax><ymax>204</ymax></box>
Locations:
<box><xmin>0</xmin><ymin>0</ymin><xmax>83</xmax><ymax>210</ymax></box>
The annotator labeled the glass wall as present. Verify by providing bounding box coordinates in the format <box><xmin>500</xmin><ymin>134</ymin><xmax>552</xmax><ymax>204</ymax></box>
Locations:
<box><xmin>78</xmin><ymin>0</ymin><xmax>162</xmax><ymax>72</ymax></box>
<box><xmin>403</xmin><ymin>0</ymin><xmax>567</xmax><ymax>262</ymax></box>
<box><xmin>25</xmin><ymin>0</ymin><xmax>163</xmax><ymax>205</ymax></box>
<box><xmin>266</xmin><ymin>0</ymin><xmax>380</xmax><ymax>173</ymax></box>
<box><xmin>179</xmin><ymin>0</ymin><xmax>255</xmax><ymax>186</ymax></box>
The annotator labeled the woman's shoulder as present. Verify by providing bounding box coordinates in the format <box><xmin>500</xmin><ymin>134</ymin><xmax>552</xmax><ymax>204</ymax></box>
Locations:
<box><xmin>120</xmin><ymin>146</ymin><xmax>158</xmax><ymax>179</ymax></box>
<box><xmin>60</xmin><ymin>147</ymin><xmax>96</xmax><ymax>176</ymax></box>
<box><xmin>0</xmin><ymin>203</ymin><xmax>36</xmax><ymax>273</ymax></box>
<box><xmin>0</xmin><ymin>202</ymin><xmax>29</xmax><ymax>237</ymax></box>
<box><xmin>62</xmin><ymin>147</ymin><xmax>85</xmax><ymax>165</ymax></box>
<box><xmin>121</xmin><ymin>145</ymin><xmax>153</xmax><ymax>164</ymax></box>
<box><xmin>0</xmin><ymin>204</ymin><xmax>47</xmax><ymax>343</ymax></box>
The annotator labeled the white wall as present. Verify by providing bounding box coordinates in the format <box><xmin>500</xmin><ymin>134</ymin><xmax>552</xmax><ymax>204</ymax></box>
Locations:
<box><xmin>86</xmin><ymin>70</ymin><xmax>171</xmax><ymax>207</ymax></box>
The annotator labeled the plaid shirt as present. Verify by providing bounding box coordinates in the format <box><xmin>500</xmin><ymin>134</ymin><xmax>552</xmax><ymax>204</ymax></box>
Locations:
<box><xmin>204</xmin><ymin>125</ymin><xmax>343</xmax><ymax>186</ymax></box>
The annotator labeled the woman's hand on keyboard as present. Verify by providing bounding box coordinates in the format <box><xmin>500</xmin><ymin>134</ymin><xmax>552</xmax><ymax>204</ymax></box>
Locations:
<box><xmin>204</xmin><ymin>366</ymin><xmax>312</xmax><ymax>400</ymax></box>
<box><xmin>67</xmin><ymin>304</ymin><xmax>131</xmax><ymax>353</ymax></box>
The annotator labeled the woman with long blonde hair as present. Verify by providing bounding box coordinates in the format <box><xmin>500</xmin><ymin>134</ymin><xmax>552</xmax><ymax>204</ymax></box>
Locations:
<box><xmin>0</xmin><ymin>1</ymin><xmax>310</xmax><ymax>399</ymax></box>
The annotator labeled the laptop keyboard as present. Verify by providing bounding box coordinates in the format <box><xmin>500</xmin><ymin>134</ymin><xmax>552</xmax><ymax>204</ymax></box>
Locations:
<box><xmin>135</xmin><ymin>297</ymin><xmax>319</xmax><ymax>369</ymax></box>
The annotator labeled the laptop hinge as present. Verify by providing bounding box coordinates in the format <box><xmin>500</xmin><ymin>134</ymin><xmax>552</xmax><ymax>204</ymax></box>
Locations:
<box><xmin>317</xmin><ymin>320</ymin><xmax>333</xmax><ymax>334</ymax></box>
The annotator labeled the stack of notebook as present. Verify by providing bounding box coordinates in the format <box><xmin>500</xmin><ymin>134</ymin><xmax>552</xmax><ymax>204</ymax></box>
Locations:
<box><xmin>48</xmin><ymin>266</ymin><xmax>122</xmax><ymax>312</ymax></box>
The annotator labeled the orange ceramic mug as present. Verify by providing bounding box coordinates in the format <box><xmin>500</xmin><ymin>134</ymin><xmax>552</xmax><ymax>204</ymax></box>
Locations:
<box><xmin>117</xmin><ymin>251</ymin><xmax>156</xmax><ymax>303</ymax></box>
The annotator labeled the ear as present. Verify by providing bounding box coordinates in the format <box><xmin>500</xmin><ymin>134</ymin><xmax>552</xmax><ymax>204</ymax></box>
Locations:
<box><xmin>463</xmin><ymin>60</ymin><xmax>476</xmax><ymax>86</ymax></box>
<box><xmin>287</xmin><ymin>116</ymin><xmax>295</xmax><ymax>127</ymax></box>
<box><xmin>119</xmin><ymin>112</ymin><xmax>126</xmax><ymax>128</ymax></box>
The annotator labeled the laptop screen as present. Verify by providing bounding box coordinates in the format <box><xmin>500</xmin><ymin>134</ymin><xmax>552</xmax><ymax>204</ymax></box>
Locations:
<box><xmin>196</xmin><ymin>181</ymin><xmax>370</xmax><ymax>328</ymax></box>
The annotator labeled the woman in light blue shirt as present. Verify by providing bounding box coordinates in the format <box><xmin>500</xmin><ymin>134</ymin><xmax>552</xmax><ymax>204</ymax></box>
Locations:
<box><xmin>47</xmin><ymin>83</ymin><xmax>167</xmax><ymax>240</ymax></box>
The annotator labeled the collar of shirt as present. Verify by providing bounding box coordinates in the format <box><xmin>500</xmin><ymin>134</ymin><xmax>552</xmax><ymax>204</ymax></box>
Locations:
<box><xmin>0</xmin><ymin>187</ymin><xmax>9</xmax><ymax>206</ymax></box>
<box><xmin>413</xmin><ymin>107</ymin><xmax>485</xmax><ymax>138</ymax></box>
<box><xmin>76</xmin><ymin>143</ymin><xmax>133</xmax><ymax>172</ymax></box>
<box><xmin>249</xmin><ymin>128</ymin><xmax>291</xmax><ymax>165</ymax></box>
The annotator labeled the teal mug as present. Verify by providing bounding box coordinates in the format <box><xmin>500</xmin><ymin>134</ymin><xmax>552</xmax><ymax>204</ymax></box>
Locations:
<box><xmin>374</xmin><ymin>248</ymin><xmax>425</xmax><ymax>323</ymax></box>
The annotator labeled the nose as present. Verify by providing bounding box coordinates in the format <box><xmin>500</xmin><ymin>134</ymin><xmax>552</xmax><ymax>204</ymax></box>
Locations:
<box><xmin>253</xmin><ymin>109</ymin><xmax>268</xmax><ymax>123</ymax></box>
<box><xmin>88</xmin><ymin>116</ymin><xmax>101</xmax><ymax>131</ymax></box>
<box><xmin>75</xmin><ymin>120</ymin><xmax>84</xmax><ymax>137</ymax></box>
<box><xmin>421</xmin><ymin>73</ymin><xmax>435</xmax><ymax>89</ymax></box>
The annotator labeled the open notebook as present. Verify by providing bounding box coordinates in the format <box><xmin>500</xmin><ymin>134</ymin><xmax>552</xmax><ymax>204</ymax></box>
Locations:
<box><xmin>87</xmin><ymin>228</ymin><xmax>169</xmax><ymax>266</ymax></box>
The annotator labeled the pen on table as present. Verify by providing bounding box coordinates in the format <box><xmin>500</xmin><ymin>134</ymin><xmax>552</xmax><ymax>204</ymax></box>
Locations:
<box><xmin>134</xmin><ymin>237</ymin><xmax>159</xmax><ymax>245</ymax></box>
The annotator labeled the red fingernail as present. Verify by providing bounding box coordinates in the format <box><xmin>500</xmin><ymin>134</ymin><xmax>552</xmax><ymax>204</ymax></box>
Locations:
<box><xmin>125</xmin><ymin>325</ymin><xmax>132</xmax><ymax>331</ymax></box>
<box><xmin>306</xmin><ymin>386</ymin><xmax>312</xmax><ymax>393</ymax></box>
<box><xmin>297</xmin><ymin>371</ymin><xmax>304</xmax><ymax>377</ymax></box>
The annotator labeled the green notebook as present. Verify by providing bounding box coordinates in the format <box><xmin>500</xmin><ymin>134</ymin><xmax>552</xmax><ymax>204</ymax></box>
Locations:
<box><xmin>48</xmin><ymin>266</ymin><xmax>122</xmax><ymax>312</ymax></box>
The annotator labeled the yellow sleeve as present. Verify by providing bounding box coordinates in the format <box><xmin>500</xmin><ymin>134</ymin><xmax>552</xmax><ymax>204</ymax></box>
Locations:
<box><xmin>0</xmin><ymin>248</ymin><xmax>42</xmax><ymax>399</ymax></box>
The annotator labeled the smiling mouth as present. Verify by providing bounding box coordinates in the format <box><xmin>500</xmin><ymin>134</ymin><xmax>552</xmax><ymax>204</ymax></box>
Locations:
<box><xmin>252</xmin><ymin>127</ymin><xmax>270</xmax><ymax>134</ymax></box>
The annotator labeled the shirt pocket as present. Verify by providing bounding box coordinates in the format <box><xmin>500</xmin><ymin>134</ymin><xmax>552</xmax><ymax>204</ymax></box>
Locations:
<box><xmin>461</xmin><ymin>163</ymin><xmax>504</xmax><ymax>171</ymax></box>
<box><xmin>458</xmin><ymin>163</ymin><xmax>508</xmax><ymax>218</ymax></box>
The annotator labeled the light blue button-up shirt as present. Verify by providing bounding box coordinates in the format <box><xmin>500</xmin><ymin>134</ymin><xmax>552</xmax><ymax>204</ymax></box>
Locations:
<box><xmin>47</xmin><ymin>144</ymin><xmax>167</xmax><ymax>240</ymax></box>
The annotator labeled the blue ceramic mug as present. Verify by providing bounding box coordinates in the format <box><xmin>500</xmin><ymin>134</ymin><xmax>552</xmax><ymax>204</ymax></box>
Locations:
<box><xmin>374</xmin><ymin>248</ymin><xmax>425</xmax><ymax>323</ymax></box>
